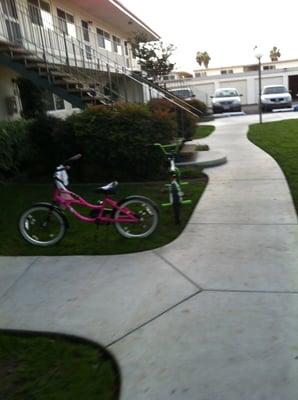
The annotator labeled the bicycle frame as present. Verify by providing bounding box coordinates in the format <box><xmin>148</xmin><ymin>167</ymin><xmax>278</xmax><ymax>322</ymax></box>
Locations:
<box><xmin>53</xmin><ymin>187</ymin><xmax>139</xmax><ymax>224</ymax></box>
<box><xmin>153</xmin><ymin>142</ymin><xmax>191</xmax><ymax>207</ymax></box>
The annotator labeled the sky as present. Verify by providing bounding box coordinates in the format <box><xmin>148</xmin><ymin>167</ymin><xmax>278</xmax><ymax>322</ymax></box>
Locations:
<box><xmin>121</xmin><ymin>0</ymin><xmax>298</xmax><ymax>72</ymax></box>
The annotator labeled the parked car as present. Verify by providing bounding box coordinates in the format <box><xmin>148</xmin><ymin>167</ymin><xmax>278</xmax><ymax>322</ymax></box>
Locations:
<box><xmin>261</xmin><ymin>85</ymin><xmax>292</xmax><ymax>111</ymax></box>
<box><xmin>169</xmin><ymin>88</ymin><xmax>195</xmax><ymax>101</ymax></box>
<box><xmin>211</xmin><ymin>88</ymin><xmax>242</xmax><ymax>113</ymax></box>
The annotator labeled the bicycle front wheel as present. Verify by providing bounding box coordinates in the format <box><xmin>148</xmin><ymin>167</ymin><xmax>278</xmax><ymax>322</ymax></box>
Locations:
<box><xmin>115</xmin><ymin>196</ymin><xmax>159</xmax><ymax>238</ymax></box>
<box><xmin>18</xmin><ymin>205</ymin><xmax>66</xmax><ymax>246</ymax></box>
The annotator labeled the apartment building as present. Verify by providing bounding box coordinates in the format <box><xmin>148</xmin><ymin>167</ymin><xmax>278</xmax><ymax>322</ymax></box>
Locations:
<box><xmin>164</xmin><ymin>59</ymin><xmax>298</xmax><ymax>107</ymax></box>
<box><xmin>0</xmin><ymin>0</ymin><xmax>160</xmax><ymax>119</ymax></box>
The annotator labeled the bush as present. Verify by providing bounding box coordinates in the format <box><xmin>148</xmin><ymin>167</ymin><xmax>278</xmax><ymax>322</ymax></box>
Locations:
<box><xmin>0</xmin><ymin>119</ymin><xmax>33</xmax><ymax>179</ymax></box>
<box><xmin>187</xmin><ymin>98</ymin><xmax>207</xmax><ymax>116</ymax></box>
<box><xmin>69</xmin><ymin>103</ymin><xmax>176</xmax><ymax>180</ymax></box>
<box><xmin>27</xmin><ymin>115</ymin><xmax>77</xmax><ymax>177</ymax></box>
<box><xmin>1</xmin><ymin>103</ymin><xmax>178</xmax><ymax>182</ymax></box>
<box><xmin>147</xmin><ymin>97</ymin><xmax>197</xmax><ymax>140</ymax></box>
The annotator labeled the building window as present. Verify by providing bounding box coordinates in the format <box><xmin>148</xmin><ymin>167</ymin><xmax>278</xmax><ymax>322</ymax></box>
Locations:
<box><xmin>221</xmin><ymin>69</ymin><xmax>233</xmax><ymax>75</ymax></box>
<box><xmin>85</xmin><ymin>45</ymin><xmax>92</xmax><ymax>60</ymax></box>
<box><xmin>124</xmin><ymin>41</ymin><xmax>129</xmax><ymax>56</ymax></box>
<box><xmin>96</xmin><ymin>28</ymin><xmax>111</xmax><ymax>51</ymax></box>
<box><xmin>45</xmin><ymin>93</ymin><xmax>65</xmax><ymax>111</ymax></box>
<box><xmin>54</xmin><ymin>94</ymin><xmax>65</xmax><ymax>110</ymax></box>
<box><xmin>263</xmin><ymin>65</ymin><xmax>276</xmax><ymax>70</ymax></box>
<box><xmin>28</xmin><ymin>0</ymin><xmax>52</xmax><ymax>29</ymax></box>
<box><xmin>2</xmin><ymin>0</ymin><xmax>18</xmax><ymax>19</ymax></box>
<box><xmin>28</xmin><ymin>0</ymin><xmax>42</xmax><ymax>25</ymax></box>
<box><xmin>195</xmin><ymin>72</ymin><xmax>206</xmax><ymax>77</ymax></box>
<box><xmin>81</xmin><ymin>20</ymin><xmax>90</xmax><ymax>42</ymax></box>
<box><xmin>112</xmin><ymin>36</ymin><xmax>122</xmax><ymax>55</ymax></box>
<box><xmin>57</xmin><ymin>8</ymin><xmax>76</xmax><ymax>38</ymax></box>
<box><xmin>244</xmin><ymin>65</ymin><xmax>258</xmax><ymax>72</ymax></box>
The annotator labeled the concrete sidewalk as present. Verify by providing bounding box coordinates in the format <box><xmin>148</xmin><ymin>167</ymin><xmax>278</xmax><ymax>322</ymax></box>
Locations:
<box><xmin>1</xmin><ymin>112</ymin><xmax>298</xmax><ymax>399</ymax></box>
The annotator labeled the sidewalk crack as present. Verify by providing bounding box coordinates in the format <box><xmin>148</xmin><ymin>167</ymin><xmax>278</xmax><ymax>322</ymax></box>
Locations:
<box><xmin>153</xmin><ymin>251</ymin><xmax>202</xmax><ymax>290</ymax></box>
<box><xmin>106</xmin><ymin>289</ymin><xmax>202</xmax><ymax>348</ymax></box>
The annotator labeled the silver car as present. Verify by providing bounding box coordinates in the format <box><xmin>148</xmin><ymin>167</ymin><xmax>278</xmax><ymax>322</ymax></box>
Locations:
<box><xmin>211</xmin><ymin>88</ymin><xmax>242</xmax><ymax>113</ymax></box>
<box><xmin>261</xmin><ymin>85</ymin><xmax>292</xmax><ymax>111</ymax></box>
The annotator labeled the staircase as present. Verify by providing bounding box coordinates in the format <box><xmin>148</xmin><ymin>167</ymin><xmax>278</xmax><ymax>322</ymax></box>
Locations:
<box><xmin>130</xmin><ymin>71</ymin><xmax>203</xmax><ymax>117</ymax></box>
<box><xmin>0</xmin><ymin>0</ymin><xmax>202</xmax><ymax>118</ymax></box>
<box><xmin>0</xmin><ymin>40</ymin><xmax>113</xmax><ymax>108</ymax></box>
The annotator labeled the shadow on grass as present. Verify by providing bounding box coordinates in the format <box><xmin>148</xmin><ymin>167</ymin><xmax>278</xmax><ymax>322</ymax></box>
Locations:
<box><xmin>0</xmin><ymin>329</ymin><xmax>120</xmax><ymax>400</ymax></box>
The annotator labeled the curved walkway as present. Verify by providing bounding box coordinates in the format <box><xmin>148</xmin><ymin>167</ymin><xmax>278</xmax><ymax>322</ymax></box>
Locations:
<box><xmin>1</xmin><ymin>112</ymin><xmax>298</xmax><ymax>399</ymax></box>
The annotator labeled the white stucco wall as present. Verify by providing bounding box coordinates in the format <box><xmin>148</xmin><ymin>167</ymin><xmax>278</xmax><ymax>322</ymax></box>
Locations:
<box><xmin>165</xmin><ymin>67</ymin><xmax>298</xmax><ymax>107</ymax></box>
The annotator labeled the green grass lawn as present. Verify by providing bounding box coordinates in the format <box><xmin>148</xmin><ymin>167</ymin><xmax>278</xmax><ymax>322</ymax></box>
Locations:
<box><xmin>0</xmin><ymin>175</ymin><xmax>207</xmax><ymax>256</ymax></box>
<box><xmin>0</xmin><ymin>331</ymin><xmax>119</xmax><ymax>400</ymax></box>
<box><xmin>248</xmin><ymin>118</ymin><xmax>298</xmax><ymax>212</ymax></box>
<box><xmin>193</xmin><ymin>124</ymin><xmax>215</xmax><ymax>139</ymax></box>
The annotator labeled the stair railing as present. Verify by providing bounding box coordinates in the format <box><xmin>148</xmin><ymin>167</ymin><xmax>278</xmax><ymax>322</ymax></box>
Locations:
<box><xmin>0</xmin><ymin>0</ymin><xmax>202</xmax><ymax>118</ymax></box>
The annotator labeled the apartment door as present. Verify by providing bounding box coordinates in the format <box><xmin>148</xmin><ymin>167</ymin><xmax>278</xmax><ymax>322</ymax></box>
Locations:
<box><xmin>0</xmin><ymin>0</ymin><xmax>22</xmax><ymax>43</ymax></box>
<box><xmin>289</xmin><ymin>75</ymin><xmax>298</xmax><ymax>100</ymax></box>
<box><xmin>80</xmin><ymin>20</ymin><xmax>92</xmax><ymax>62</ymax></box>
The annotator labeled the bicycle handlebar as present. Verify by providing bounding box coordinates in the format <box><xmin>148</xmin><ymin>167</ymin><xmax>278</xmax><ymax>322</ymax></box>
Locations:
<box><xmin>152</xmin><ymin>141</ymin><xmax>182</xmax><ymax>156</ymax></box>
<box><xmin>62</xmin><ymin>154</ymin><xmax>82</xmax><ymax>166</ymax></box>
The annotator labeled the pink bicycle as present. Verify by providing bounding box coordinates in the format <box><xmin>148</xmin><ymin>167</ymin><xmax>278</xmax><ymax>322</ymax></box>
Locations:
<box><xmin>18</xmin><ymin>154</ymin><xmax>159</xmax><ymax>246</ymax></box>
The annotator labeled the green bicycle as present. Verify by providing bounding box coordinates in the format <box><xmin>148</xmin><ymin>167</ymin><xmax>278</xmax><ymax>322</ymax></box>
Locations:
<box><xmin>153</xmin><ymin>142</ymin><xmax>192</xmax><ymax>225</ymax></box>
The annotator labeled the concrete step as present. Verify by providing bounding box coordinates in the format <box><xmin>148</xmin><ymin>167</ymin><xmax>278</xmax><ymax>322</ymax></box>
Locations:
<box><xmin>54</xmin><ymin>79</ymin><xmax>83</xmax><ymax>88</ymax></box>
<box><xmin>12</xmin><ymin>55</ymin><xmax>40</xmax><ymax>62</ymax></box>
<box><xmin>39</xmin><ymin>71</ymin><xmax>71</xmax><ymax>78</ymax></box>
<box><xmin>25</xmin><ymin>62</ymin><xmax>58</xmax><ymax>70</ymax></box>
<box><xmin>0</xmin><ymin>46</ymin><xmax>30</xmax><ymax>55</ymax></box>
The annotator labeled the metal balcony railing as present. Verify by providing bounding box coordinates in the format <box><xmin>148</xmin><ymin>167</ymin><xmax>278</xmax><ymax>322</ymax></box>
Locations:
<box><xmin>0</xmin><ymin>0</ymin><xmax>202</xmax><ymax>119</ymax></box>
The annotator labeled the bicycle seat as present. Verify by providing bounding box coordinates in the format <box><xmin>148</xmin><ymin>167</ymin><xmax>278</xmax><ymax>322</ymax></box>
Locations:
<box><xmin>95</xmin><ymin>181</ymin><xmax>118</xmax><ymax>194</ymax></box>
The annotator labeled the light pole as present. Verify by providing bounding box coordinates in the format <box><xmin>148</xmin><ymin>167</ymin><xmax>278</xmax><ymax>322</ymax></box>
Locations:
<box><xmin>255</xmin><ymin>51</ymin><xmax>263</xmax><ymax>124</ymax></box>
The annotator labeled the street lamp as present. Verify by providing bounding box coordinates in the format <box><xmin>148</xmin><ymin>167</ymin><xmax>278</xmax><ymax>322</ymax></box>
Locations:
<box><xmin>255</xmin><ymin>51</ymin><xmax>263</xmax><ymax>124</ymax></box>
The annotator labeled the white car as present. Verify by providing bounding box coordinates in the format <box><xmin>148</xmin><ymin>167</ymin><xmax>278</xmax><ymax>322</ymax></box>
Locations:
<box><xmin>211</xmin><ymin>88</ymin><xmax>242</xmax><ymax>113</ymax></box>
<box><xmin>261</xmin><ymin>85</ymin><xmax>292</xmax><ymax>111</ymax></box>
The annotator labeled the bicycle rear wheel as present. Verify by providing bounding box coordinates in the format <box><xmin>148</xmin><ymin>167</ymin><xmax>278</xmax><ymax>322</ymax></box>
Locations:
<box><xmin>18</xmin><ymin>205</ymin><xmax>66</xmax><ymax>246</ymax></box>
<box><xmin>114</xmin><ymin>196</ymin><xmax>159</xmax><ymax>238</ymax></box>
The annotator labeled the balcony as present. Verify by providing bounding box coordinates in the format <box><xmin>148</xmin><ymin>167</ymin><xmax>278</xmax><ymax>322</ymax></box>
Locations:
<box><xmin>0</xmin><ymin>0</ymin><xmax>139</xmax><ymax>74</ymax></box>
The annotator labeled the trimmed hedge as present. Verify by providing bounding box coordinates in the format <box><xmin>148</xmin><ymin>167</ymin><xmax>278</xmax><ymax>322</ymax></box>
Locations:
<box><xmin>147</xmin><ymin>98</ymin><xmax>198</xmax><ymax>140</ymax></box>
<box><xmin>0</xmin><ymin>119</ymin><xmax>33</xmax><ymax>179</ymax></box>
<box><xmin>187</xmin><ymin>99</ymin><xmax>208</xmax><ymax>116</ymax></box>
<box><xmin>68</xmin><ymin>103</ymin><xmax>176</xmax><ymax>180</ymax></box>
<box><xmin>1</xmin><ymin>103</ymin><xmax>177</xmax><ymax>182</ymax></box>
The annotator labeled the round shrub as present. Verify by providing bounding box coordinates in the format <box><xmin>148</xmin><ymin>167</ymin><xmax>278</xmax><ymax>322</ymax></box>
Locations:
<box><xmin>27</xmin><ymin>115</ymin><xmax>78</xmax><ymax>177</ymax></box>
<box><xmin>186</xmin><ymin>98</ymin><xmax>208</xmax><ymax>116</ymax></box>
<box><xmin>147</xmin><ymin>97</ymin><xmax>198</xmax><ymax>140</ymax></box>
<box><xmin>0</xmin><ymin>119</ymin><xmax>33</xmax><ymax>179</ymax></box>
<box><xmin>69</xmin><ymin>103</ymin><xmax>177</xmax><ymax>180</ymax></box>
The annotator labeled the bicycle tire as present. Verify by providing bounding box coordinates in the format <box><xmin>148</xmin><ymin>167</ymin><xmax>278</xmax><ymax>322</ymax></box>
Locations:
<box><xmin>18</xmin><ymin>205</ymin><xmax>66</xmax><ymax>246</ymax></box>
<box><xmin>114</xmin><ymin>196</ymin><xmax>159</xmax><ymax>238</ymax></box>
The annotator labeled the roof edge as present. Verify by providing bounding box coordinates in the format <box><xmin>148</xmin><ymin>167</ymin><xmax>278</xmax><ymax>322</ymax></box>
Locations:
<box><xmin>194</xmin><ymin>58</ymin><xmax>298</xmax><ymax>72</ymax></box>
<box><xmin>109</xmin><ymin>0</ymin><xmax>160</xmax><ymax>40</ymax></box>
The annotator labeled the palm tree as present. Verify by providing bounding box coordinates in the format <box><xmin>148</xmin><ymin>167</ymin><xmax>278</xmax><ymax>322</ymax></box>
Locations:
<box><xmin>196</xmin><ymin>51</ymin><xmax>211</xmax><ymax>68</ymax></box>
<box><xmin>270</xmin><ymin>47</ymin><xmax>281</xmax><ymax>62</ymax></box>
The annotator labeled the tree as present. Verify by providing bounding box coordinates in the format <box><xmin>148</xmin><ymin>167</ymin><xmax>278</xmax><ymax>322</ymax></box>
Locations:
<box><xmin>196</xmin><ymin>51</ymin><xmax>211</xmax><ymax>68</ymax></box>
<box><xmin>270</xmin><ymin>46</ymin><xmax>281</xmax><ymax>62</ymax></box>
<box><xmin>129</xmin><ymin>32</ymin><xmax>175</xmax><ymax>82</ymax></box>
